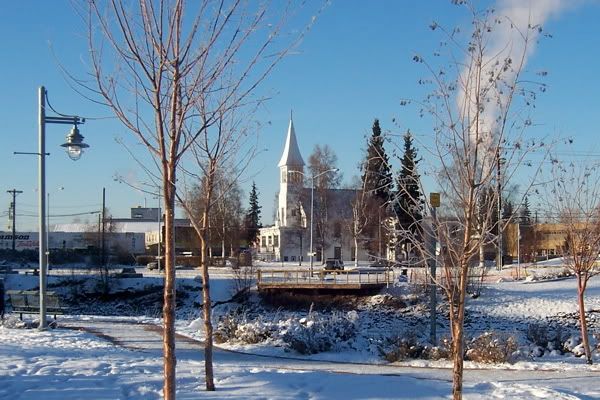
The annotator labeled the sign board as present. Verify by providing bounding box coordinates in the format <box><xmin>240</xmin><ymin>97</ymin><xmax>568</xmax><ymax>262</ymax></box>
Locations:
<box><xmin>307</xmin><ymin>252</ymin><xmax>316</xmax><ymax>257</ymax></box>
<box><xmin>430</xmin><ymin>192</ymin><xmax>441</xmax><ymax>208</ymax></box>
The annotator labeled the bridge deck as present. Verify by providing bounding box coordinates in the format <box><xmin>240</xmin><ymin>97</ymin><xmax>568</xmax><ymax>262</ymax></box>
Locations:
<box><xmin>257</xmin><ymin>268</ymin><xmax>393</xmax><ymax>292</ymax></box>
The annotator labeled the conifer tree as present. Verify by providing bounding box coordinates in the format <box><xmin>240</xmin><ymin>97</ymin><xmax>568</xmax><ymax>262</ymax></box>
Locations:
<box><xmin>502</xmin><ymin>200</ymin><xmax>514</xmax><ymax>220</ymax></box>
<box><xmin>394</xmin><ymin>130</ymin><xmax>424</xmax><ymax>244</ymax></box>
<box><xmin>244</xmin><ymin>182</ymin><xmax>262</xmax><ymax>245</ymax></box>
<box><xmin>520</xmin><ymin>196</ymin><xmax>532</xmax><ymax>224</ymax></box>
<box><xmin>362</xmin><ymin>119</ymin><xmax>393</xmax><ymax>203</ymax></box>
<box><xmin>359</xmin><ymin>119</ymin><xmax>394</xmax><ymax>257</ymax></box>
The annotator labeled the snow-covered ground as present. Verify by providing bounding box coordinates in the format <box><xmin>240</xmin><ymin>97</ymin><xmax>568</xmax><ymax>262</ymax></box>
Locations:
<box><xmin>1</xmin><ymin>259</ymin><xmax>599</xmax><ymax>399</ymax></box>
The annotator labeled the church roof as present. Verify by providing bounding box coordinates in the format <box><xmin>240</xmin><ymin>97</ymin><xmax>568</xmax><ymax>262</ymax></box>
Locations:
<box><xmin>278</xmin><ymin>118</ymin><xmax>305</xmax><ymax>167</ymax></box>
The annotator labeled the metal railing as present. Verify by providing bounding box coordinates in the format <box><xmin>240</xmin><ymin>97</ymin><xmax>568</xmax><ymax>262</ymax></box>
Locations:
<box><xmin>257</xmin><ymin>268</ymin><xmax>394</xmax><ymax>287</ymax></box>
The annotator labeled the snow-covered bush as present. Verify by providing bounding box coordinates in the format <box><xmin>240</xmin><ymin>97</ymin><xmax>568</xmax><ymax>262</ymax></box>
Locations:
<box><xmin>282</xmin><ymin>311</ymin><xmax>358</xmax><ymax>355</ymax></box>
<box><xmin>379</xmin><ymin>331</ymin><xmax>423</xmax><ymax>362</ymax></box>
<box><xmin>213</xmin><ymin>310</ymin><xmax>273</xmax><ymax>344</ymax></box>
<box><xmin>465</xmin><ymin>332</ymin><xmax>518</xmax><ymax>364</ymax></box>
<box><xmin>526</xmin><ymin>323</ymin><xmax>566</xmax><ymax>355</ymax></box>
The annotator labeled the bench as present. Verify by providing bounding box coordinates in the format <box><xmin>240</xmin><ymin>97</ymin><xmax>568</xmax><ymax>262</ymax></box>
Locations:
<box><xmin>6</xmin><ymin>290</ymin><xmax>67</xmax><ymax>320</ymax></box>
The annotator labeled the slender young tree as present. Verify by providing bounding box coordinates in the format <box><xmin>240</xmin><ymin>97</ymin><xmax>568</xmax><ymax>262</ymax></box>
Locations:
<box><xmin>83</xmin><ymin>0</ymin><xmax>320</xmax><ymax>395</ymax></box>
<box><xmin>308</xmin><ymin>144</ymin><xmax>341</xmax><ymax>261</ymax></box>
<box><xmin>398</xmin><ymin>3</ymin><xmax>551</xmax><ymax>398</ymax></box>
<box><xmin>543</xmin><ymin>162</ymin><xmax>600</xmax><ymax>365</ymax></box>
<box><xmin>244</xmin><ymin>182</ymin><xmax>263</xmax><ymax>246</ymax></box>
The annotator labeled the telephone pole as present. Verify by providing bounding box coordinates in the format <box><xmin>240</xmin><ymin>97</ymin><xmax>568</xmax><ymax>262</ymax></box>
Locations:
<box><xmin>7</xmin><ymin>189</ymin><xmax>23</xmax><ymax>251</ymax></box>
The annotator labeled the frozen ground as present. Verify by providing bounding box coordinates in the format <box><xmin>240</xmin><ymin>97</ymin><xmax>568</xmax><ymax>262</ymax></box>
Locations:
<box><xmin>1</xmin><ymin>259</ymin><xmax>599</xmax><ymax>399</ymax></box>
<box><xmin>1</xmin><ymin>318</ymin><xmax>599</xmax><ymax>400</ymax></box>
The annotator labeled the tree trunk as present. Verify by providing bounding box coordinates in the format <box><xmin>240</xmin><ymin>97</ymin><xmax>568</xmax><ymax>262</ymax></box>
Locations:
<box><xmin>451</xmin><ymin>260</ymin><xmax>470</xmax><ymax>400</ymax></box>
<box><xmin>201</xmin><ymin>181</ymin><xmax>216</xmax><ymax>391</ymax></box>
<box><xmin>451</xmin><ymin>317</ymin><xmax>465</xmax><ymax>400</ymax></box>
<box><xmin>354</xmin><ymin>235</ymin><xmax>359</xmax><ymax>268</ymax></box>
<box><xmin>577</xmin><ymin>278</ymin><xmax>592</xmax><ymax>365</ymax></box>
<box><xmin>162</xmin><ymin>169</ymin><xmax>177</xmax><ymax>400</ymax></box>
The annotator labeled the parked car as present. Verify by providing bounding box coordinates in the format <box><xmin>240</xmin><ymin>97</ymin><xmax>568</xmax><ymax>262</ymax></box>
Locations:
<box><xmin>325</xmin><ymin>258</ymin><xmax>344</xmax><ymax>271</ymax></box>
<box><xmin>146</xmin><ymin>261</ymin><xmax>164</xmax><ymax>271</ymax></box>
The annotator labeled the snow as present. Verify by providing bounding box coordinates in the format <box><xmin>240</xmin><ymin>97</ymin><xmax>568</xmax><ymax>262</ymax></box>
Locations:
<box><xmin>1</xmin><ymin>263</ymin><xmax>599</xmax><ymax>399</ymax></box>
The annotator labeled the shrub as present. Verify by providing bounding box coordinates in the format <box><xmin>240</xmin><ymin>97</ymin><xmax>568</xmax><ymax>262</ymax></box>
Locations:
<box><xmin>379</xmin><ymin>332</ymin><xmax>422</xmax><ymax>362</ymax></box>
<box><xmin>213</xmin><ymin>310</ymin><xmax>273</xmax><ymax>345</ymax></box>
<box><xmin>282</xmin><ymin>311</ymin><xmax>358</xmax><ymax>355</ymax></box>
<box><xmin>466</xmin><ymin>332</ymin><xmax>518</xmax><ymax>364</ymax></box>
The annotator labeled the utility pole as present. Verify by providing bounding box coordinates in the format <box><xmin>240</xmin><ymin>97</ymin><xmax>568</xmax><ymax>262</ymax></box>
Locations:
<box><xmin>101</xmin><ymin>188</ymin><xmax>106</xmax><ymax>267</ymax></box>
<box><xmin>496</xmin><ymin>149</ymin><xmax>505</xmax><ymax>271</ymax></box>
<box><xmin>7</xmin><ymin>189</ymin><xmax>23</xmax><ymax>251</ymax></box>
<box><xmin>429</xmin><ymin>192</ymin><xmax>440</xmax><ymax>345</ymax></box>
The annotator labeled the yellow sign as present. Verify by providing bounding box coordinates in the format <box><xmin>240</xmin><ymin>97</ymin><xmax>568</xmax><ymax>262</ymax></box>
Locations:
<box><xmin>430</xmin><ymin>192</ymin><xmax>440</xmax><ymax>208</ymax></box>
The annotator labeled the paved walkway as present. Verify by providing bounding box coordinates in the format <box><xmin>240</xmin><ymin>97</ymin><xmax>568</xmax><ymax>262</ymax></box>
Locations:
<box><xmin>61</xmin><ymin>318</ymin><xmax>599</xmax><ymax>388</ymax></box>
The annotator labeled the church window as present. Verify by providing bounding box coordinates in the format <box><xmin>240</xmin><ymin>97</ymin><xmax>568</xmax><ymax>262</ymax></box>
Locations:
<box><xmin>261</xmin><ymin>236</ymin><xmax>266</xmax><ymax>247</ymax></box>
<box><xmin>268</xmin><ymin>236</ymin><xmax>272</xmax><ymax>246</ymax></box>
<box><xmin>273</xmin><ymin>235</ymin><xmax>279</xmax><ymax>247</ymax></box>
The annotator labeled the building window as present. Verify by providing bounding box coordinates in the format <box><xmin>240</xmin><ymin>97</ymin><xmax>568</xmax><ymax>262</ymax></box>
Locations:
<box><xmin>268</xmin><ymin>236</ymin><xmax>272</xmax><ymax>246</ymax></box>
<box><xmin>281</xmin><ymin>170</ymin><xmax>287</xmax><ymax>183</ymax></box>
<box><xmin>333</xmin><ymin>222</ymin><xmax>342</xmax><ymax>238</ymax></box>
<box><xmin>261</xmin><ymin>236</ymin><xmax>266</xmax><ymax>247</ymax></box>
<box><xmin>284</xmin><ymin>256</ymin><xmax>288</xmax><ymax>262</ymax></box>
<box><xmin>273</xmin><ymin>235</ymin><xmax>279</xmax><ymax>247</ymax></box>
<box><xmin>291</xmin><ymin>256</ymin><xmax>296</xmax><ymax>261</ymax></box>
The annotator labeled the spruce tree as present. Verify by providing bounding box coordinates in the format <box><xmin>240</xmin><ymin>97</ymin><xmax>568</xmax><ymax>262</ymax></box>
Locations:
<box><xmin>244</xmin><ymin>182</ymin><xmax>262</xmax><ymax>245</ymax></box>
<box><xmin>394</xmin><ymin>130</ymin><xmax>424</xmax><ymax>243</ymax></box>
<box><xmin>362</xmin><ymin>119</ymin><xmax>393</xmax><ymax>203</ymax></box>
<box><xmin>502</xmin><ymin>200</ymin><xmax>514</xmax><ymax>220</ymax></box>
<box><xmin>520</xmin><ymin>196</ymin><xmax>532</xmax><ymax>224</ymax></box>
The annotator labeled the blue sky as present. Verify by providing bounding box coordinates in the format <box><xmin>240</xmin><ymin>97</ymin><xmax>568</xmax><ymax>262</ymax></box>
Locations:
<box><xmin>1</xmin><ymin>1</ymin><xmax>599</xmax><ymax>231</ymax></box>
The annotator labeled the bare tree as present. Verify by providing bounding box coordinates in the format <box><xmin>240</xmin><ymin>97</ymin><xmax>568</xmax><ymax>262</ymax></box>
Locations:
<box><xmin>396</xmin><ymin>3</ymin><xmax>551</xmax><ymax>398</ymax></box>
<box><xmin>543</xmin><ymin>162</ymin><xmax>600</xmax><ymax>364</ymax></box>
<box><xmin>82</xmin><ymin>0</ymin><xmax>319</xmax><ymax>395</ymax></box>
<box><xmin>308</xmin><ymin>144</ymin><xmax>342</xmax><ymax>261</ymax></box>
<box><xmin>346</xmin><ymin>178</ymin><xmax>370</xmax><ymax>268</ymax></box>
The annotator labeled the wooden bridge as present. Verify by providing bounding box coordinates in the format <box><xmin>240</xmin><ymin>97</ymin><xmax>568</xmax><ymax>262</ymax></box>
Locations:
<box><xmin>256</xmin><ymin>268</ymin><xmax>394</xmax><ymax>294</ymax></box>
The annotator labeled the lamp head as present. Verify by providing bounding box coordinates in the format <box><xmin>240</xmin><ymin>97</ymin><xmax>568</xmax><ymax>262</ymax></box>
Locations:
<box><xmin>60</xmin><ymin>125</ymin><xmax>89</xmax><ymax>161</ymax></box>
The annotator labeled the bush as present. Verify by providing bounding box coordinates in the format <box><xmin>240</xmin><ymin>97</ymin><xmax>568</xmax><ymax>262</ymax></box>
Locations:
<box><xmin>282</xmin><ymin>311</ymin><xmax>358</xmax><ymax>355</ymax></box>
<box><xmin>379</xmin><ymin>332</ymin><xmax>422</xmax><ymax>362</ymax></box>
<box><xmin>526</xmin><ymin>323</ymin><xmax>566</xmax><ymax>354</ymax></box>
<box><xmin>466</xmin><ymin>332</ymin><xmax>518</xmax><ymax>364</ymax></box>
<box><xmin>214</xmin><ymin>310</ymin><xmax>273</xmax><ymax>345</ymax></box>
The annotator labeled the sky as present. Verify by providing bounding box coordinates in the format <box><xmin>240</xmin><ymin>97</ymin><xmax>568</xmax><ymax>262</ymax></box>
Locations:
<box><xmin>0</xmin><ymin>0</ymin><xmax>599</xmax><ymax>231</ymax></box>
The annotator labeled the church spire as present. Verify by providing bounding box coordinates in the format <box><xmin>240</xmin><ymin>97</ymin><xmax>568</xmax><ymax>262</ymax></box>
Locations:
<box><xmin>278</xmin><ymin>114</ymin><xmax>304</xmax><ymax>167</ymax></box>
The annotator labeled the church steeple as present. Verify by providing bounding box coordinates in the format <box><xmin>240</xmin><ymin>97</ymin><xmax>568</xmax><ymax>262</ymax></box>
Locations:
<box><xmin>277</xmin><ymin>113</ymin><xmax>305</xmax><ymax>228</ymax></box>
<box><xmin>278</xmin><ymin>114</ymin><xmax>305</xmax><ymax>167</ymax></box>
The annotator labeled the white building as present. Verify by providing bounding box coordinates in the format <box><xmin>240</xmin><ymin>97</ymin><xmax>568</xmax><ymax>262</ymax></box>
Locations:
<box><xmin>258</xmin><ymin>117</ymin><xmax>371</xmax><ymax>263</ymax></box>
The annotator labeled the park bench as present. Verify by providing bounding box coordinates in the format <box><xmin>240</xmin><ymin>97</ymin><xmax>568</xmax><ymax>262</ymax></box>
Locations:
<box><xmin>6</xmin><ymin>290</ymin><xmax>67</xmax><ymax>320</ymax></box>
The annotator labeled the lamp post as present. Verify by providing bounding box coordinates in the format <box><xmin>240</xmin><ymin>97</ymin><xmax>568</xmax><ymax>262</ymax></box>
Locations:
<box><xmin>16</xmin><ymin>86</ymin><xmax>89</xmax><ymax>330</ymax></box>
<box><xmin>294</xmin><ymin>168</ymin><xmax>339</xmax><ymax>277</ymax></box>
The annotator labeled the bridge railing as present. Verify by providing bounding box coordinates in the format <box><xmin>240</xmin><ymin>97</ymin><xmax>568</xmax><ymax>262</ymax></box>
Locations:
<box><xmin>256</xmin><ymin>268</ymin><xmax>394</xmax><ymax>286</ymax></box>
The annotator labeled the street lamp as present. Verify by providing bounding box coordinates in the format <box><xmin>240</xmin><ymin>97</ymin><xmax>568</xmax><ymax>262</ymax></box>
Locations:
<box><xmin>291</xmin><ymin>167</ymin><xmax>339</xmax><ymax>277</ymax></box>
<box><xmin>16</xmin><ymin>86</ymin><xmax>89</xmax><ymax>330</ymax></box>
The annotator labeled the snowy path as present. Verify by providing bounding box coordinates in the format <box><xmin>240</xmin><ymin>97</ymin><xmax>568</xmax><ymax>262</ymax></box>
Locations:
<box><xmin>45</xmin><ymin>318</ymin><xmax>598</xmax><ymax>399</ymax></box>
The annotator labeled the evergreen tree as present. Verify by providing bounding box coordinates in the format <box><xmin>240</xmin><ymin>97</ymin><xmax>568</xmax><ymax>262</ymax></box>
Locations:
<box><xmin>520</xmin><ymin>196</ymin><xmax>532</xmax><ymax>224</ymax></box>
<box><xmin>361</xmin><ymin>119</ymin><xmax>393</xmax><ymax>203</ymax></box>
<box><xmin>502</xmin><ymin>200</ymin><xmax>514</xmax><ymax>220</ymax></box>
<box><xmin>394</xmin><ymin>130</ymin><xmax>424</xmax><ymax>244</ymax></box>
<box><xmin>243</xmin><ymin>182</ymin><xmax>262</xmax><ymax>245</ymax></box>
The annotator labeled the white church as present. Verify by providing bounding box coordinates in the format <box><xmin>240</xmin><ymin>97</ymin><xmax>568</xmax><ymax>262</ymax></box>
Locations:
<box><xmin>257</xmin><ymin>118</ymin><xmax>372</xmax><ymax>264</ymax></box>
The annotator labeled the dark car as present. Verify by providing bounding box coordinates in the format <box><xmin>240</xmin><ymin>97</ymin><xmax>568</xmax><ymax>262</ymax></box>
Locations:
<box><xmin>325</xmin><ymin>258</ymin><xmax>344</xmax><ymax>271</ymax></box>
